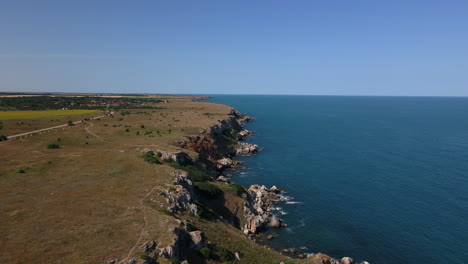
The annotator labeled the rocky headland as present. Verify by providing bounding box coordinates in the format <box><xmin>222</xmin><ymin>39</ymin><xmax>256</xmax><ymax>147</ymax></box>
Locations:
<box><xmin>125</xmin><ymin>108</ymin><xmax>369</xmax><ymax>264</ymax></box>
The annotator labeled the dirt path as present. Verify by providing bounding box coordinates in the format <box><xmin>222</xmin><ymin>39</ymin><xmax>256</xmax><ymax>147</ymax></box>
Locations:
<box><xmin>6</xmin><ymin>114</ymin><xmax>108</xmax><ymax>139</ymax></box>
<box><xmin>118</xmin><ymin>184</ymin><xmax>160</xmax><ymax>264</ymax></box>
<box><xmin>84</xmin><ymin>123</ymin><xmax>106</xmax><ymax>142</ymax></box>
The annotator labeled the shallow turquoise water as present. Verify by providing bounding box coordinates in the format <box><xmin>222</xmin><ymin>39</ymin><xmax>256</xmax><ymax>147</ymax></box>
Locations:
<box><xmin>208</xmin><ymin>95</ymin><xmax>468</xmax><ymax>263</ymax></box>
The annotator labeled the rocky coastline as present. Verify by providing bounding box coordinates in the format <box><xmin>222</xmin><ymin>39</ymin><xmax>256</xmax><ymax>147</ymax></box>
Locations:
<box><xmin>122</xmin><ymin>108</ymin><xmax>369</xmax><ymax>264</ymax></box>
<box><xmin>179</xmin><ymin>108</ymin><xmax>369</xmax><ymax>264</ymax></box>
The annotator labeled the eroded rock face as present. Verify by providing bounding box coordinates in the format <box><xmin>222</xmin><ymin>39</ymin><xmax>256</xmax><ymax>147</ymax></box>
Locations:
<box><xmin>164</xmin><ymin>170</ymin><xmax>197</xmax><ymax>215</ymax></box>
<box><xmin>179</xmin><ymin>109</ymin><xmax>255</xmax><ymax>171</ymax></box>
<box><xmin>242</xmin><ymin>184</ymin><xmax>287</xmax><ymax>236</ymax></box>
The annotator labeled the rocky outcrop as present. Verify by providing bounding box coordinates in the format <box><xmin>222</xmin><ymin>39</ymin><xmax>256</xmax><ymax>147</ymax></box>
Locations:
<box><xmin>242</xmin><ymin>184</ymin><xmax>288</xmax><ymax>236</ymax></box>
<box><xmin>216</xmin><ymin>157</ymin><xmax>242</xmax><ymax>170</ymax></box>
<box><xmin>138</xmin><ymin>149</ymin><xmax>193</xmax><ymax>164</ymax></box>
<box><xmin>189</xmin><ymin>230</ymin><xmax>205</xmax><ymax>249</ymax></box>
<box><xmin>162</xmin><ymin>170</ymin><xmax>198</xmax><ymax>215</ymax></box>
<box><xmin>235</xmin><ymin>142</ymin><xmax>259</xmax><ymax>156</ymax></box>
<box><xmin>179</xmin><ymin>109</ymin><xmax>256</xmax><ymax>171</ymax></box>
<box><xmin>340</xmin><ymin>257</ymin><xmax>354</xmax><ymax>264</ymax></box>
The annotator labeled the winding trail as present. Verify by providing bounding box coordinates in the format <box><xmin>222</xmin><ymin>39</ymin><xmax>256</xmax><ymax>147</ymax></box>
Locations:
<box><xmin>118</xmin><ymin>184</ymin><xmax>160</xmax><ymax>264</ymax></box>
<box><xmin>84</xmin><ymin>123</ymin><xmax>106</xmax><ymax>142</ymax></box>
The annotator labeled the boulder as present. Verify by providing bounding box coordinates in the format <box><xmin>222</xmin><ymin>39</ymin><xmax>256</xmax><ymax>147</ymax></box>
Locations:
<box><xmin>216</xmin><ymin>176</ymin><xmax>230</xmax><ymax>183</ymax></box>
<box><xmin>269</xmin><ymin>216</ymin><xmax>282</xmax><ymax>228</ymax></box>
<box><xmin>340</xmin><ymin>257</ymin><xmax>353</xmax><ymax>264</ymax></box>
<box><xmin>189</xmin><ymin>231</ymin><xmax>203</xmax><ymax>248</ymax></box>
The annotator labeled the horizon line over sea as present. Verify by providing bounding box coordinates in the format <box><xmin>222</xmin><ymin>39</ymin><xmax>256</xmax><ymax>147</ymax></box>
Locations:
<box><xmin>208</xmin><ymin>95</ymin><xmax>468</xmax><ymax>264</ymax></box>
<box><xmin>2</xmin><ymin>91</ymin><xmax>468</xmax><ymax>98</ymax></box>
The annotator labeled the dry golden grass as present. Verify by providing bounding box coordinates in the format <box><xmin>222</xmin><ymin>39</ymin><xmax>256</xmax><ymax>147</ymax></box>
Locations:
<box><xmin>0</xmin><ymin>97</ymin><xmax>233</xmax><ymax>263</ymax></box>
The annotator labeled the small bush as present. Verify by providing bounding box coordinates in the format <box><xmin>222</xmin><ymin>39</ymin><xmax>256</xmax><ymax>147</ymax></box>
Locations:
<box><xmin>47</xmin><ymin>143</ymin><xmax>60</xmax><ymax>149</ymax></box>
<box><xmin>195</xmin><ymin>182</ymin><xmax>222</xmax><ymax>199</ymax></box>
<box><xmin>140</xmin><ymin>124</ymin><xmax>145</xmax><ymax>128</ymax></box>
<box><xmin>140</xmin><ymin>253</ymin><xmax>148</xmax><ymax>260</ymax></box>
<box><xmin>232</xmin><ymin>183</ymin><xmax>246</xmax><ymax>196</ymax></box>
<box><xmin>67</xmin><ymin>120</ymin><xmax>74</xmax><ymax>126</ymax></box>
<box><xmin>215</xmin><ymin>247</ymin><xmax>234</xmax><ymax>262</ymax></box>
<box><xmin>157</xmin><ymin>151</ymin><xmax>162</xmax><ymax>157</ymax></box>
<box><xmin>168</xmin><ymin>187</ymin><xmax>176</xmax><ymax>192</ymax></box>
<box><xmin>194</xmin><ymin>201</ymin><xmax>217</xmax><ymax>220</ymax></box>
<box><xmin>199</xmin><ymin>247</ymin><xmax>213</xmax><ymax>259</ymax></box>
<box><xmin>0</xmin><ymin>135</ymin><xmax>7</xmax><ymax>141</ymax></box>
<box><xmin>186</xmin><ymin>222</ymin><xmax>197</xmax><ymax>232</ymax></box>
<box><xmin>142</xmin><ymin>151</ymin><xmax>162</xmax><ymax>164</ymax></box>
<box><xmin>170</xmin><ymin>259</ymin><xmax>181</xmax><ymax>264</ymax></box>
<box><xmin>18</xmin><ymin>169</ymin><xmax>25</xmax><ymax>173</ymax></box>
<box><xmin>125</xmin><ymin>129</ymin><xmax>130</xmax><ymax>132</ymax></box>
<box><xmin>170</xmin><ymin>164</ymin><xmax>211</xmax><ymax>182</ymax></box>
<box><xmin>163</xmin><ymin>158</ymin><xmax>175</xmax><ymax>163</ymax></box>
<box><xmin>158</xmin><ymin>208</ymin><xmax>174</xmax><ymax>216</ymax></box>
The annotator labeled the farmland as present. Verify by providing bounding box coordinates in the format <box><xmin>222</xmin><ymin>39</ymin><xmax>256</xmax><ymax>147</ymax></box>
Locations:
<box><xmin>0</xmin><ymin>109</ymin><xmax>103</xmax><ymax>120</ymax></box>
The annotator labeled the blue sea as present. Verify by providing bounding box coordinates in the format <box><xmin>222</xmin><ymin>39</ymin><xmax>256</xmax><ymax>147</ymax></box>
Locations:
<box><xmin>207</xmin><ymin>95</ymin><xmax>468</xmax><ymax>264</ymax></box>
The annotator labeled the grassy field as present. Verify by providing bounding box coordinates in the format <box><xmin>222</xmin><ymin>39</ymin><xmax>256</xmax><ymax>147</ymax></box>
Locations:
<box><xmin>0</xmin><ymin>109</ymin><xmax>103</xmax><ymax>120</ymax></box>
<box><xmin>0</xmin><ymin>96</ymin><xmax>235</xmax><ymax>263</ymax></box>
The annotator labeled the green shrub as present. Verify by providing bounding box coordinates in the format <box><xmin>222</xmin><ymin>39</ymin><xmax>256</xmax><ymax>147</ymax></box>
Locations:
<box><xmin>215</xmin><ymin>247</ymin><xmax>234</xmax><ymax>262</ymax></box>
<box><xmin>170</xmin><ymin>259</ymin><xmax>181</xmax><ymax>264</ymax></box>
<box><xmin>0</xmin><ymin>135</ymin><xmax>7</xmax><ymax>141</ymax></box>
<box><xmin>157</xmin><ymin>151</ymin><xmax>162</xmax><ymax>157</ymax></box>
<box><xmin>170</xmin><ymin>164</ymin><xmax>211</xmax><ymax>182</ymax></box>
<box><xmin>194</xmin><ymin>201</ymin><xmax>216</xmax><ymax>220</ymax></box>
<box><xmin>140</xmin><ymin>124</ymin><xmax>145</xmax><ymax>128</ymax></box>
<box><xmin>199</xmin><ymin>247</ymin><xmax>213</xmax><ymax>259</ymax></box>
<box><xmin>139</xmin><ymin>252</ymin><xmax>148</xmax><ymax>260</ymax></box>
<box><xmin>18</xmin><ymin>169</ymin><xmax>25</xmax><ymax>173</ymax></box>
<box><xmin>67</xmin><ymin>120</ymin><xmax>74</xmax><ymax>126</ymax></box>
<box><xmin>163</xmin><ymin>158</ymin><xmax>175</xmax><ymax>163</ymax></box>
<box><xmin>195</xmin><ymin>182</ymin><xmax>222</xmax><ymax>199</ymax></box>
<box><xmin>142</xmin><ymin>151</ymin><xmax>162</xmax><ymax>164</ymax></box>
<box><xmin>186</xmin><ymin>222</ymin><xmax>197</xmax><ymax>232</ymax></box>
<box><xmin>47</xmin><ymin>143</ymin><xmax>60</xmax><ymax>149</ymax></box>
<box><xmin>232</xmin><ymin>183</ymin><xmax>246</xmax><ymax>196</ymax></box>
<box><xmin>158</xmin><ymin>208</ymin><xmax>174</xmax><ymax>216</ymax></box>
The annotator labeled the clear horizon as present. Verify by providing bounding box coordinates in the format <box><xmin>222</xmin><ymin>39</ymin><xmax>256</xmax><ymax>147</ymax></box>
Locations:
<box><xmin>1</xmin><ymin>0</ymin><xmax>468</xmax><ymax>96</ymax></box>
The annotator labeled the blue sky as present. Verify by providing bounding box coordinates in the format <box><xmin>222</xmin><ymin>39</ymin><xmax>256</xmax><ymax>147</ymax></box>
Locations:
<box><xmin>1</xmin><ymin>0</ymin><xmax>467</xmax><ymax>96</ymax></box>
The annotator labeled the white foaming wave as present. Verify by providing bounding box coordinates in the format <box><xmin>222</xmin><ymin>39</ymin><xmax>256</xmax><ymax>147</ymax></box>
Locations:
<box><xmin>285</xmin><ymin>201</ymin><xmax>303</xmax><ymax>204</ymax></box>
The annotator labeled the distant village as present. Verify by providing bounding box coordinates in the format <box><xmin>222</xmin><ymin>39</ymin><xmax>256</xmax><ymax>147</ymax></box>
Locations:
<box><xmin>0</xmin><ymin>96</ymin><xmax>165</xmax><ymax>111</ymax></box>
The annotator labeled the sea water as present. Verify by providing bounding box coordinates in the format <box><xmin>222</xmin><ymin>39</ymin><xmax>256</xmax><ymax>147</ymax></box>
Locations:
<box><xmin>207</xmin><ymin>95</ymin><xmax>468</xmax><ymax>264</ymax></box>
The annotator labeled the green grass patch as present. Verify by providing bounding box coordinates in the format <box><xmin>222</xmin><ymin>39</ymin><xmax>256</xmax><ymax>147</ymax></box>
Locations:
<box><xmin>170</xmin><ymin>164</ymin><xmax>211</xmax><ymax>182</ymax></box>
